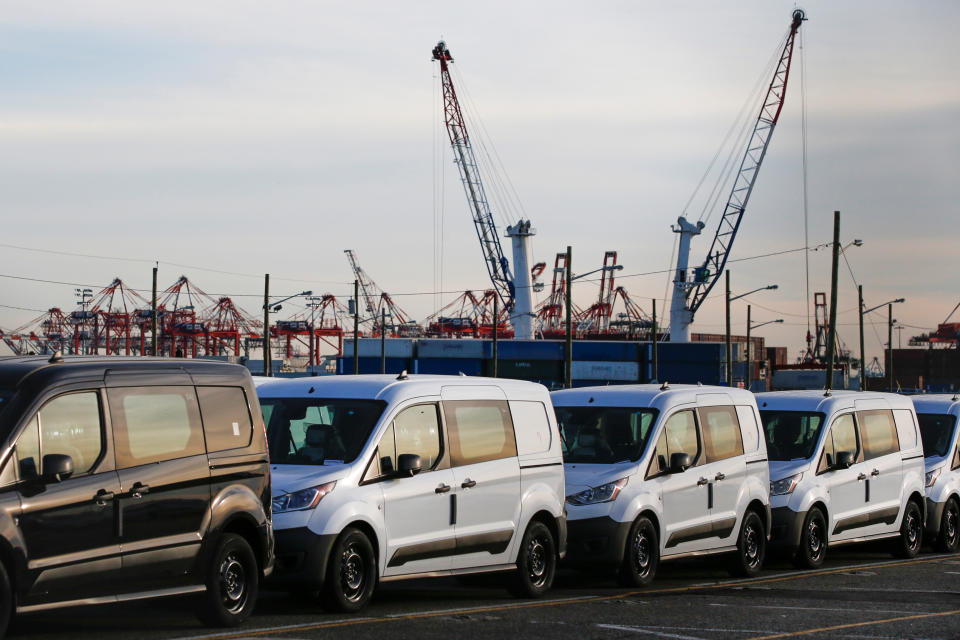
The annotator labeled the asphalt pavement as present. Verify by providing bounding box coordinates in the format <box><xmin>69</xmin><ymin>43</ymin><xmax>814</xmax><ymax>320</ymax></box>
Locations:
<box><xmin>10</xmin><ymin>544</ymin><xmax>960</xmax><ymax>640</ymax></box>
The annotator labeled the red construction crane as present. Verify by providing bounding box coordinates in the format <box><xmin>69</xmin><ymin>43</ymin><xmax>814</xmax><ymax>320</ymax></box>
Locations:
<box><xmin>274</xmin><ymin>294</ymin><xmax>350</xmax><ymax>363</ymax></box>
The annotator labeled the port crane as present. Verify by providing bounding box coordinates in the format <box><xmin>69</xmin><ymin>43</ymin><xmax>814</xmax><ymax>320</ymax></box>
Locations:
<box><xmin>432</xmin><ymin>41</ymin><xmax>538</xmax><ymax>340</ymax></box>
<box><xmin>344</xmin><ymin>249</ymin><xmax>421</xmax><ymax>337</ymax></box>
<box><xmin>670</xmin><ymin>9</ymin><xmax>806</xmax><ymax>341</ymax></box>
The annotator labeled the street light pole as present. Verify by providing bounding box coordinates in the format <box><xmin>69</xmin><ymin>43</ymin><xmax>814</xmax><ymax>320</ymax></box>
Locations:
<box><xmin>858</xmin><ymin>285</ymin><xmax>865</xmax><ymax>391</ymax></box>
<box><xmin>888</xmin><ymin>303</ymin><xmax>893</xmax><ymax>392</ymax></box>
<box><xmin>263</xmin><ymin>274</ymin><xmax>271</xmax><ymax>377</ymax></box>
<box><xmin>746</xmin><ymin>304</ymin><xmax>751</xmax><ymax>391</ymax></box>
<box><xmin>725</xmin><ymin>271</ymin><xmax>732</xmax><ymax>387</ymax></box>
<box><xmin>651</xmin><ymin>298</ymin><xmax>658</xmax><ymax>383</ymax></box>
<box><xmin>565</xmin><ymin>246</ymin><xmax>573</xmax><ymax>389</ymax></box>
<box><xmin>353</xmin><ymin>279</ymin><xmax>359</xmax><ymax>375</ymax></box>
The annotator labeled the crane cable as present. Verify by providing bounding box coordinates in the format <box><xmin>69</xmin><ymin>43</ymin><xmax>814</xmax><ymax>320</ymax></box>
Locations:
<box><xmin>800</xmin><ymin>27</ymin><xmax>812</xmax><ymax>350</ymax></box>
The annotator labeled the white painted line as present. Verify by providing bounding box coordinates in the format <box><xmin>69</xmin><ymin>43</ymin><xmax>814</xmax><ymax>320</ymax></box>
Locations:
<box><xmin>595</xmin><ymin>624</ymin><xmax>706</xmax><ymax>640</ymax></box>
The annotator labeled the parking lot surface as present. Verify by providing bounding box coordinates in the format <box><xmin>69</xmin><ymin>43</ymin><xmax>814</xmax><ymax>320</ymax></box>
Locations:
<box><xmin>10</xmin><ymin>546</ymin><xmax>960</xmax><ymax>640</ymax></box>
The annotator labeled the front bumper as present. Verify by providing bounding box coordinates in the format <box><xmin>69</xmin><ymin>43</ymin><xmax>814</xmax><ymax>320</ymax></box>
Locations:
<box><xmin>266</xmin><ymin>526</ymin><xmax>338</xmax><ymax>589</ymax></box>
<box><xmin>563</xmin><ymin>516</ymin><xmax>632</xmax><ymax>567</ymax></box>
<box><xmin>926</xmin><ymin>498</ymin><xmax>946</xmax><ymax>538</ymax></box>
<box><xmin>769</xmin><ymin>506</ymin><xmax>805</xmax><ymax>550</ymax></box>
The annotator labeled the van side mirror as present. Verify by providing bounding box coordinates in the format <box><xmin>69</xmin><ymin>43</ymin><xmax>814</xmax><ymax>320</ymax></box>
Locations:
<box><xmin>396</xmin><ymin>454</ymin><xmax>422</xmax><ymax>478</ymax></box>
<box><xmin>41</xmin><ymin>454</ymin><xmax>74</xmax><ymax>483</ymax></box>
<box><xmin>669</xmin><ymin>453</ymin><xmax>692</xmax><ymax>474</ymax></box>
<box><xmin>835</xmin><ymin>451</ymin><xmax>855</xmax><ymax>470</ymax></box>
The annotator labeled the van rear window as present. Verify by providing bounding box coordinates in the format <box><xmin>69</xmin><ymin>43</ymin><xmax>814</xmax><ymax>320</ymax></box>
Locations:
<box><xmin>556</xmin><ymin>406</ymin><xmax>658</xmax><ymax>464</ymax></box>
<box><xmin>261</xmin><ymin>398</ymin><xmax>385</xmax><ymax>465</ymax></box>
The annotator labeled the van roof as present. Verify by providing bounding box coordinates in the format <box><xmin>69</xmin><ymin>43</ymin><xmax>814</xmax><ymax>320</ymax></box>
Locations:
<box><xmin>551</xmin><ymin>383</ymin><xmax>756</xmax><ymax>408</ymax></box>
<box><xmin>755</xmin><ymin>390</ymin><xmax>915</xmax><ymax>413</ymax></box>
<box><xmin>255</xmin><ymin>374</ymin><xmax>547</xmax><ymax>404</ymax></box>
<box><xmin>911</xmin><ymin>394</ymin><xmax>960</xmax><ymax>415</ymax></box>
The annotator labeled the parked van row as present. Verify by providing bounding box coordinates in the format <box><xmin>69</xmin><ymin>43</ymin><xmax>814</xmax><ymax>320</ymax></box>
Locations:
<box><xmin>0</xmin><ymin>355</ymin><xmax>957</xmax><ymax>638</ymax></box>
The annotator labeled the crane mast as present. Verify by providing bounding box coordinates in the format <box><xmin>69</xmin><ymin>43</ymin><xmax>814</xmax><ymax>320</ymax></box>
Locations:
<box><xmin>670</xmin><ymin>9</ymin><xmax>806</xmax><ymax>342</ymax></box>
<box><xmin>432</xmin><ymin>41</ymin><xmax>537</xmax><ymax>340</ymax></box>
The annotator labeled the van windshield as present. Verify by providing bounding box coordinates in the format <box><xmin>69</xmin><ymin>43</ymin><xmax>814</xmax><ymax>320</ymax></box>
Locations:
<box><xmin>261</xmin><ymin>398</ymin><xmax>385</xmax><ymax>465</ymax></box>
<box><xmin>555</xmin><ymin>406</ymin><xmax>658</xmax><ymax>464</ymax></box>
<box><xmin>760</xmin><ymin>411</ymin><xmax>825</xmax><ymax>461</ymax></box>
<box><xmin>917</xmin><ymin>413</ymin><xmax>957</xmax><ymax>458</ymax></box>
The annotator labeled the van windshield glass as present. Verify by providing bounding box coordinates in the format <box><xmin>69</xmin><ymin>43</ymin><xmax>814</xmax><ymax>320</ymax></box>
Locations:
<box><xmin>555</xmin><ymin>406</ymin><xmax>658</xmax><ymax>464</ymax></box>
<box><xmin>760</xmin><ymin>411</ymin><xmax>825</xmax><ymax>461</ymax></box>
<box><xmin>260</xmin><ymin>398</ymin><xmax>385</xmax><ymax>465</ymax></box>
<box><xmin>917</xmin><ymin>413</ymin><xmax>957</xmax><ymax>458</ymax></box>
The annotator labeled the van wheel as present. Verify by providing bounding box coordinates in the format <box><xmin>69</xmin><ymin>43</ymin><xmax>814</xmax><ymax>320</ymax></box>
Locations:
<box><xmin>936</xmin><ymin>498</ymin><xmax>960</xmax><ymax>553</ymax></box>
<box><xmin>0</xmin><ymin>561</ymin><xmax>12</xmax><ymax>638</ymax></box>
<box><xmin>729</xmin><ymin>511</ymin><xmax>766</xmax><ymax>577</ymax></box>
<box><xmin>195</xmin><ymin>533</ymin><xmax>259</xmax><ymax>627</ymax></box>
<box><xmin>894</xmin><ymin>501</ymin><xmax>923</xmax><ymax>558</ymax></box>
<box><xmin>793</xmin><ymin>508</ymin><xmax>827</xmax><ymax>569</ymax></box>
<box><xmin>322</xmin><ymin>527</ymin><xmax>377</xmax><ymax>612</ymax></box>
<box><xmin>618</xmin><ymin>516</ymin><xmax>659</xmax><ymax>587</ymax></box>
<box><xmin>508</xmin><ymin>521</ymin><xmax>556</xmax><ymax>598</ymax></box>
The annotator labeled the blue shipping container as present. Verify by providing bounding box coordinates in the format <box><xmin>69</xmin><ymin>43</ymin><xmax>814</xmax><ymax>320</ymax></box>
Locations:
<box><xmin>572</xmin><ymin>341</ymin><xmax>638</xmax><ymax>362</ymax></box>
<box><xmin>498</xmin><ymin>340</ymin><xmax>564</xmax><ymax>360</ymax></box>
<box><xmin>415</xmin><ymin>358</ymin><xmax>484</xmax><ymax>376</ymax></box>
<box><xmin>417</xmin><ymin>339</ymin><xmax>490</xmax><ymax>359</ymax></box>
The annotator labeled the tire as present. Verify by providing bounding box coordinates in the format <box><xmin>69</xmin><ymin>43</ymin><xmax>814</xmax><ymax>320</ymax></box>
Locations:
<box><xmin>792</xmin><ymin>508</ymin><xmax>827</xmax><ymax>569</ymax></box>
<box><xmin>935</xmin><ymin>498</ymin><xmax>960</xmax><ymax>554</ymax></box>
<box><xmin>894</xmin><ymin>501</ymin><xmax>923</xmax><ymax>558</ymax></box>
<box><xmin>508</xmin><ymin>521</ymin><xmax>556</xmax><ymax>598</ymax></box>
<box><xmin>618</xmin><ymin>516</ymin><xmax>659</xmax><ymax>587</ymax></box>
<box><xmin>195</xmin><ymin>533</ymin><xmax>259</xmax><ymax>627</ymax></box>
<box><xmin>0</xmin><ymin>561</ymin><xmax>12</xmax><ymax>638</ymax></box>
<box><xmin>729</xmin><ymin>510</ymin><xmax>766</xmax><ymax>577</ymax></box>
<box><xmin>322</xmin><ymin>527</ymin><xmax>377</xmax><ymax>613</ymax></box>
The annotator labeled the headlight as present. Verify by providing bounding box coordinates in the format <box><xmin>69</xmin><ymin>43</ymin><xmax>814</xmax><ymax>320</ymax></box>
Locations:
<box><xmin>925</xmin><ymin>468</ymin><xmax>941</xmax><ymax>488</ymax></box>
<box><xmin>770</xmin><ymin>473</ymin><xmax>802</xmax><ymax>496</ymax></box>
<box><xmin>566</xmin><ymin>478</ymin><xmax>628</xmax><ymax>505</ymax></box>
<box><xmin>273</xmin><ymin>481</ymin><xmax>335</xmax><ymax>513</ymax></box>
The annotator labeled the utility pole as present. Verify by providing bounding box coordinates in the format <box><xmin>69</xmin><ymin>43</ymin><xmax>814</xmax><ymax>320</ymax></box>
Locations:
<box><xmin>380</xmin><ymin>308</ymin><xmax>386</xmax><ymax>374</ymax></box>
<box><xmin>151</xmin><ymin>265</ymin><xmax>158</xmax><ymax>357</ymax></box>
<box><xmin>725</xmin><ymin>270</ymin><xmax>732</xmax><ymax>387</ymax></box>
<box><xmin>353</xmin><ymin>279</ymin><xmax>359</xmax><ymax>375</ymax></box>
<box><xmin>824</xmin><ymin>211</ymin><xmax>840</xmax><ymax>392</ymax></box>
<box><xmin>651</xmin><ymin>298</ymin><xmax>658</xmax><ymax>383</ymax></box>
<box><xmin>263</xmin><ymin>274</ymin><xmax>271</xmax><ymax>377</ymax></box>
<box><xmin>746</xmin><ymin>304</ymin><xmax>752</xmax><ymax>391</ymax></box>
<box><xmin>857</xmin><ymin>284</ymin><xmax>867</xmax><ymax>391</ymax></box>
<box><xmin>492</xmin><ymin>295</ymin><xmax>499</xmax><ymax>377</ymax></box>
<box><xmin>564</xmin><ymin>246</ymin><xmax>573</xmax><ymax>389</ymax></box>
<box><xmin>888</xmin><ymin>303</ymin><xmax>894</xmax><ymax>392</ymax></box>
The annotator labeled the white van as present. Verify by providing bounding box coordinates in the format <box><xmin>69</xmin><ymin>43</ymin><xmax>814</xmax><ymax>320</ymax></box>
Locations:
<box><xmin>257</xmin><ymin>374</ymin><xmax>566</xmax><ymax>611</ymax></box>
<box><xmin>758</xmin><ymin>390</ymin><xmax>926</xmax><ymax>568</ymax></box>
<box><xmin>911</xmin><ymin>394</ymin><xmax>960</xmax><ymax>552</ymax></box>
<box><xmin>552</xmin><ymin>384</ymin><xmax>770</xmax><ymax>586</ymax></box>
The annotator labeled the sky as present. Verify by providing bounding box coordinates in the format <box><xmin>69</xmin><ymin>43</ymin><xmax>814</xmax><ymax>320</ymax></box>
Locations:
<box><xmin>0</xmin><ymin>0</ymin><xmax>957</xmax><ymax>363</ymax></box>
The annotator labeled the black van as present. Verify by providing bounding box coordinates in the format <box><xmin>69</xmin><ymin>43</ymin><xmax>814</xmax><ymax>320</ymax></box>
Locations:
<box><xmin>0</xmin><ymin>356</ymin><xmax>273</xmax><ymax>635</ymax></box>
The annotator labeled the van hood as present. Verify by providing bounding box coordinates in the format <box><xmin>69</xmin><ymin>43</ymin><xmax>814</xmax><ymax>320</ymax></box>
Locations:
<box><xmin>769</xmin><ymin>459</ymin><xmax>811</xmax><ymax>482</ymax></box>
<box><xmin>564</xmin><ymin>461</ymin><xmax>637</xmax><ymax>494</ymax></box>
<box><xmin>271</xmin><ymin>464</ymin><xmax>352</xmax><ymax>495</ymax></box>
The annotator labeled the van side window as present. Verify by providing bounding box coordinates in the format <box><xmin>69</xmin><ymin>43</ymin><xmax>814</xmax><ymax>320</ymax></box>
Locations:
<box><xmin>891</xmin><ymin>409</ymin><xmax>918</xmax><ymax>450</ymax></box>
<box><xmin>699</xmin><ymin>406</ymin><xmax>744</xmax><ymax>463</ymax></box>
<box><xmin>648</xmin><ymin>410</ymin><xmax>699</xmax><ymax>477</ymax></box>
<box><xmin>374</xmin><ymin>404</ymin><xmax>442</xmax><ymax>477</ymax></box>
<box><xmin>954</xmin><ymin>445</ymin><xmax>960</xmax><ymax>471</ymax></box>
<box><xmin>859</xmin><ymin>410</ymin><xmax>900</xmax><ymax>460</ymax></box>
<box><xmin>197</xmin><ymin>386</ymin><xmax>254</xmax><ymax>452</ymax></box>
<box><xmin>509</xmin><ymin>401</ymin><xmax>552</xmax><ymax>456</ymax></box>
<box><xmin>444</xmin><ymin>400</ymin><xmax>517</xmax><ymax>466</ymax></box>
<box><xmin>17</xmin><ymin>392</ymin><xmax>104</xmax><ymax>478</ymax></box>
<box><xmin>109</xmin><ymin>386</ymin><xmax>204</xmax><ymax>468</ymax></box>
<box><xmin>819</xmin><ymin>413</ymin><xmax>858</xmax><ymax>473</ymax></box>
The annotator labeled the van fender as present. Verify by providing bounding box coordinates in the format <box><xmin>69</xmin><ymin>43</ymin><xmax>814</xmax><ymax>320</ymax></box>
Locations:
<box><xmin>309</xmin><ymin>500</ymin><xmax>384</xmax><ymax>573</ymax></box>
<box><xmin>510</xmin><ymin>482</ymin><xmax>564</xmax><ymax>562</ymax></box>
<box><xmin>897</xmin><ymin>470</ymin><xmax>926</xmax><ymax>527</ymax></box>
<box><xmin>734</xmin><ymin>472</ymin><xmax>773</xmax><ymax>532</ymax></box>
<box><xmin>206</xmin><ymin>483</ymin><xmax>269</xmax><ymax>535</ymax></box>
<box><xmin>611</xmin><ymin>492</ymin><xmax>663</xmax><ymax>551</ymax></box>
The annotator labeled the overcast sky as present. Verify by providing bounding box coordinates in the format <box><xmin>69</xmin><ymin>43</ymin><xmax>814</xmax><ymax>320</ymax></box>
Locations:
<box><xmin>0</xmin><ymin>0</ymin><xmax>957</xmax><ymax>363</ymax></box>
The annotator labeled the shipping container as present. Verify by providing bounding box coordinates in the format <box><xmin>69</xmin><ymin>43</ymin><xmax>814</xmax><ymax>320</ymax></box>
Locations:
<box><xmin>497</xmin><ymin>340</ymin><xmax>564</xmax><ymax>360</ymax></box>
<box><xmin>343</xmin><ymin>338</ymin><xmax>414</xmax><ymax>359</ymax></box>
<box><xmin>571</xmin><ymin>360</ymin><xmax>640</xmax><ymax>382</ymax></box>
<box><xmin>572</xmin><ymin>341</ymin><xmax>639</xmax><ymax>362</ymax></box>
<box><xmin>337</xmin><ymin>357</ymin><xmax>411</xmax><ymax>375</ymax></box>
<box><xmin>417</xmin><ymin>339</ymin><xmax>489</xmax><ymax>359</ymax></box>
<box><xmin>495</xmin><ymin>359</ymin><xmax>563</xmax><ymax>381</ymax></box>
<box><xmin>415</xmin><ymin>358</ymin><xmax>484</xmax><ymax>376</ymax></box>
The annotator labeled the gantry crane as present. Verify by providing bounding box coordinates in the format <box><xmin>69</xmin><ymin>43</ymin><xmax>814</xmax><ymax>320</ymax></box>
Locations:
<box><xmin>670</xmin><ymin>9</ymin><xmax>806</xmax><ymax>341</ymax></box>
<box><xmin>432</xmin><ymin>40</ymin><xmax>538</xmax><ymax>340</ymax></box>
<box><xmin>344</xmin><ymin>249</ymin><xmax>421</xmax><ymax>337</ymax></box>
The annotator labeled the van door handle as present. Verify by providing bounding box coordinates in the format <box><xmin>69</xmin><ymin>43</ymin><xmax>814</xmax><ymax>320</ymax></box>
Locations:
<box><xmin>697</xmin><ymin>477</ymin><xmax>709</xmax><ymax>486</ymax></box>
<box><xmin>871</xmin><ymin>469</ymin><xmax>880</xmax><ymax>476</ymax></box>
<box><xmin>857</xmin><ymin>473</ymin><xmax>867</xmax><ymax>481</ymax></box>
<box><xmin>94</xmin><ymin>489</ymin><xmax>114</xmax><ymax>506</ymax></box>
<box><xmin>435</xmin><ymin>483</ymin><xmax>451</xmax><ymax>494</ymax></box>
<box><xmin>131</xmin><ymin>482</ymin><xmax>150</xmax><ymax>499</ymax></box>
<box><xmin>461</xmin><ymin>479</ymin><xmax>477</xmax><ymax>489</ymax></box>
<box><xmin>714</xmin><ymin>472</ymin><xmax>725</xmax><ymax>481</ymax></box>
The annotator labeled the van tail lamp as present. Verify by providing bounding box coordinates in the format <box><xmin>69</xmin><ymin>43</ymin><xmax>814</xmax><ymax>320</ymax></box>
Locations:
<box><xmin>273</xmin><ymin>481</ymin><xmax>336</xmax><ymax>513</ymax></box>
<box><xmin>566</xmin><ymin>477</ymin><xmax>628</xmax><ymax>505</ymax></box>
<box><xmin>770</xmin><ymin>473</ymin><xmax>802</xmax><ymax>496</ymax></box>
